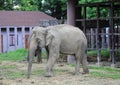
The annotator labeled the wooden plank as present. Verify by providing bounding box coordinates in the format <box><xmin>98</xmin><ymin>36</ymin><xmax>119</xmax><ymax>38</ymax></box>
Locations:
<box><xmin>25</xmin><ymin>34</ymin><xmax>29</xmax><ymax>49</ymax></box>
<box><xmin>109</xmin><ymin>2</ymin><xmax>116</xmax><ymax>64</ymax></box>
<box><xmin>1</xmin><ymin>35</ymin><xmax>3</xmax><ymax>53</ymax></box>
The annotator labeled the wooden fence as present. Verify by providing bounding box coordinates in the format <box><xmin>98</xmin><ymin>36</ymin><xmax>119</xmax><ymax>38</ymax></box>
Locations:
<box><xmin>86</xmin><ymin>26</ymin><xmax>120</xmax><ymax>62</ymax></box>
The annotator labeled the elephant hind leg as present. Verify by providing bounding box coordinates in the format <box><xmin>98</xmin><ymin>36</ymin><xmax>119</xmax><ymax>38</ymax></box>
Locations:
<box><xmin>81</xmin><ymin>53</ymin><xmax>89</xmax><ymax>74</ymax></box>
<box><xmin>75</xmin><ymin>52</ymin><xmax>81</xmax><ymax>75</ymax></box>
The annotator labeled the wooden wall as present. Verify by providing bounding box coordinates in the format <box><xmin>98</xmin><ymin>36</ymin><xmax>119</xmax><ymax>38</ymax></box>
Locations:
<box><xmin>0</xmin><ymin>26</ymin><xmax>33</xmax><ymax>53</ymax></box>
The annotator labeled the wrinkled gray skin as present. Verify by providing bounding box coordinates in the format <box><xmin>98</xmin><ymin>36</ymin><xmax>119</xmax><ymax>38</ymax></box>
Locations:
<box><xmin>27</xmin><ymin>24</ymin><xmax>89</xmax><ymax>78</ymax></box>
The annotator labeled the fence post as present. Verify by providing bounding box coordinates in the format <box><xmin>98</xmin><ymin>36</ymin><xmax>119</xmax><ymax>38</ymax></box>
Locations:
<box><xmin>96</xmin><ymin>29</ymin><xmax>101</xmax><ymax>66</ymax></box>
<box><xmin>96</xmin><ymin>5</ymin><xmax>101</xmax><ymax>66</ymax></box>
<box><xmin>101</xmin><ymin>28</ymin><xmax>106</xmax><ymax>48</ymax></box>
<box><xmin>14</xmin><ymin>27</ymin><xmax>17</xmax><ymax>50</ymax></box>
<box><xmin>0</xmin><ymin>27</ymin><xmax>1</xmax><ymax>53</ymax></box>
<box><xmin>7</xmin><ymin>27</ymin><xmax>10</xmax><ymax>52</ymax></box>
<box><xmin>22</xmin><ymin>27</ymin><xmax>25</xmax><ymax>48</ymax></box>
<box><xmin>90</xmin><ymin>28</ymin><xmax>94</xmax><ymax>49</ymax></box>
<box><xmin>109</xmin><ymin>2</ymin><xmax>116</xmax><ymax>67</ymax></box>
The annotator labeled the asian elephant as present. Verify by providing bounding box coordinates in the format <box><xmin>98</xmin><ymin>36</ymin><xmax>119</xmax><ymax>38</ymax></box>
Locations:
<box><xmin>27</xmin><ymin>24</ymin><xmax>89</xmax><ymax>78</ymax></box>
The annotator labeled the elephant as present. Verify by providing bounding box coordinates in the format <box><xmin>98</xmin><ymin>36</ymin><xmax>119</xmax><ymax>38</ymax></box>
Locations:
<box><xmin>27</xmin><ymin>24</ymin><xmax>89</xmax><ymax>78</ymax></box>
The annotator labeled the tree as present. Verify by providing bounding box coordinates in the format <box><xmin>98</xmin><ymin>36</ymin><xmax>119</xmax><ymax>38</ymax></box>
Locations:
<box><xmin>42</xmin><ymin>0</ymin><xmax>67</xmax><ymax>19</ymax></box>
<box><xmin>79</xmin><ymin>0</ymin><xmax>109</xmax><ymax>18</ymax></box>
<box><xmin>13</xmin><ymin>0</ymin><xmax>42</xmax><ymax>11</ymax></box>
<box><xmin>0</xmin><ymin>0</ymin><xmax>13</xmax><ymax>10</ymax></box>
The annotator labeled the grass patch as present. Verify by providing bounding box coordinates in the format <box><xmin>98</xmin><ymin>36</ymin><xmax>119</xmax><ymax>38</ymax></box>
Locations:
<box><xmin>5</xmin><ymin>71</ymin><xmax>26</xmax><ymax>79</ymax></box>
<box><xmin>0</xmin><ymin>48</ymin><xmax>48</xmax><ymax>61</ymax></box>
<box><xmin>0</xmin><ymin>65</ymin><xmax>26</xmax><ymax>79</ymax></box>
<box><xmin>32</xmin><ymin>69</ymin><xmax>45</xmax><ymax>76</ymax></box>
<box><xmin>32</xmin><ymin>69</ymin><xmax>69</xmax><ymax>76</ymax></box>
<box><xmin>89</xmin><ymin>66</ymin><xmax>120</xmax><ymax>79</ymax></box>
<box><xmin>91</xmin><ymin>71</ymin><xmax>120</xmax><ymax>79</ymax></box>
<box><xmin>70</xmin><ymin>64</ymin><xmax>120</xmax><ymax>79</ymax></box>
<box><xmin>0</xmin><ymin>65</ymin><xmax>16</xmax><ymax>69</ymax></box>
<box><xmin>0</xmin><ymin>49</ymin><xmax>28</xmax><ymax>61</ymax></box>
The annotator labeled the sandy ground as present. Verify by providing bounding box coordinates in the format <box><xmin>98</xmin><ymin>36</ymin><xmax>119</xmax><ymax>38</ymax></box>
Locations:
<box><xmin>0</xmin><ymin>61</ymin><xmax>120</xmax><ymax>85</ymax></box>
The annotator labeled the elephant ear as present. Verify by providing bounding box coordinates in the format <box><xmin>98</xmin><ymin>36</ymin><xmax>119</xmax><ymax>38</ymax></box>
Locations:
<box><xmin>46</xmin><ymin>31</ymin><xmax>54</xmax><ymax>46</ymax></box>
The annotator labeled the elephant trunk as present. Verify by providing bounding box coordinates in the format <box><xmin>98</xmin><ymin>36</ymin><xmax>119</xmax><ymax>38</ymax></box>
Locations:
<box><xmin>27</xmin><ymin>48</ymin><xmax>36</xmax><ymax>78</ymax></box>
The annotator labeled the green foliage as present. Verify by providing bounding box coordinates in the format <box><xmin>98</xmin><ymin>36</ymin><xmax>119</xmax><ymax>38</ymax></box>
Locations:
<box><xmin>19</xmin><ymin>0</ymin><xmax>41</xmax><ymax>11</ymax></box>
<box><xmin>0</xmin><ymin>0</ymin><xmax>14</xmax><ymax>10</ymax></box>
<box><xmin>42</xmin><ymin>0</ymin><xmax>67</xmax><ymax>19</ymax></box>
<box><xmin>116</xmin><ymin>51</ymin><xmax>120</xmax><ymax>57</ymax></box>
<box><xmin>0</xmin><ymin>49</ymin><xmax>28</xmax><ymax>61</ymax></box>
<box><xmin>79</xmin><ymin>0</ymin><xmax>110</xmax><ymax>18</ymax></box>
<box><xmin>88</xmin><ymin>49</ymin><xmax>120</xmax><ymax>58</ymax></box>
<box><xmin>87</xmin><ymin>49</ymin><xmax>110</xmax><ymax>57</ymax></box>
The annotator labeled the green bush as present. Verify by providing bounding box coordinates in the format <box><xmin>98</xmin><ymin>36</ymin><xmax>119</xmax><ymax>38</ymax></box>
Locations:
<box><xmin>87</xmin><ymin>49</ymin><xmax>120</xmax><ymax>58</ymax></box>
<box><xmin>87</xmin><ymin>49</ymin><xmax>110</xmax><ymax>57</ymax></box>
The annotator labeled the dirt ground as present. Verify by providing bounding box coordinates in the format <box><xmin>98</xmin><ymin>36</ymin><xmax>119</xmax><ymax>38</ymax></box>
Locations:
<box><xmin>0</xmin><ymin>61</ymin><xmax>120</xmax><ymax>85</ymax></box>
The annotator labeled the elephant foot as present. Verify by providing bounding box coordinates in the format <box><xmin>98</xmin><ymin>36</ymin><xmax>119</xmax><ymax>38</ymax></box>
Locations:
<box><xmin>27</xmin><ymin>74</ymin><xmax>30</xmax><ymax>79</ymax></box>
<box><xmin>27</xmin><ymin>76</ymin><xmax>30</xmax><ymax>79</ymax></box>
<box><xmin>45</xmin><ymin>72</ymin><xmax>54</xmax><ymax>77</ymax></box>
<box><xmin>37</xmin><ymin>61</ymin><xmax>42</xmax><ymax>64</ymax></box>
<box><xmin>72</xmin><ymin>72</ymin><xmax>80</xmax><ymax>75</ymax></box>
<box><xmin>82</xmin><ymin>69</ymin><xmax>89</xmax><ymax>74</ymax></box>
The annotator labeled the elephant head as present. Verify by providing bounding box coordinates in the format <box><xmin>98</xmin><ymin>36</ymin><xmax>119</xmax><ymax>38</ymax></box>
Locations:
<box><xmin>32</xmin><ymin>26</ymin><xmax>54</xmax><ymax>47</ymax></box>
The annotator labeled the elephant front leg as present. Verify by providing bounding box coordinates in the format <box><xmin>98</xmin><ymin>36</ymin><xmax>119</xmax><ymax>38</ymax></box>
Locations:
<box><xmin>27</xmin><ymin>56</ymin><xmax>33</xmax><ymax>78</ymax></box>
<box><xmin>45</xmin><ymin>50</ymin><xmax>59</xmax><ymax>77</ymax></box>
<box><xmin>45</xmin><ymin>57</ymin><xmax>56</xmax><ymax>77</ymax></box>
